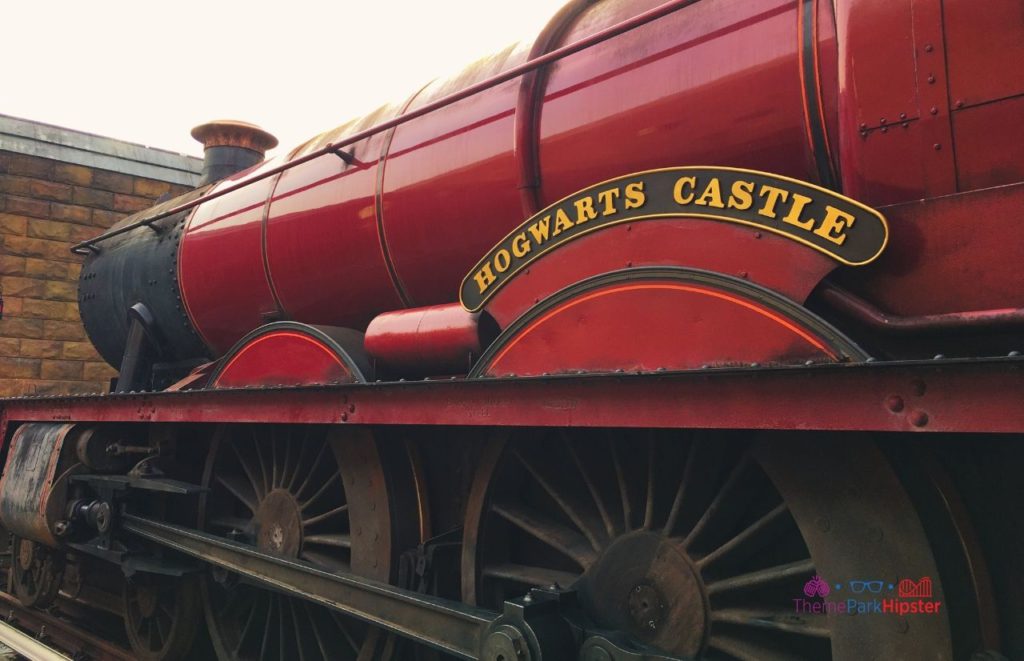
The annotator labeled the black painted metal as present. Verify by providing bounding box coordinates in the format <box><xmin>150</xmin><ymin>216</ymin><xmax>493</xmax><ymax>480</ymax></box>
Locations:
<box><xmin>196</xmin><ymin>145</ymin><xmax>265</xmax><ymax>187</ymax></box>
<box><xmin>78</xmin><ymin>210</ymin><xmax>209</xmax><ymax>369</ymax></box>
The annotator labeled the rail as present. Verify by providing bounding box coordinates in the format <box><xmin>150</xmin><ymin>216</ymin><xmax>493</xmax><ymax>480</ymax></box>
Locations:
<box><xmin>70</xmin><ymin>0</ymin><xmax>700</xmax><ymax>255</ymax></box>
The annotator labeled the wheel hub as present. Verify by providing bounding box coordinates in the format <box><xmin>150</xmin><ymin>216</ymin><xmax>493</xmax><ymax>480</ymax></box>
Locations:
<box><xmin>254</xmin><ymin>488</ymin><xmax>303</xmax><ymax>557</ymax></box>
<box><xmin>135</xmin><ymin>584</ymin><xmax>159</xmax><ymax>618</ymax></box>
<box><xmin>578</xmin><ymin>531</ymin><xmax>708</xmax><ymax>656</ymax></box>
<box><xmin>16</xmin><ymin>539</ymin><xmax>34</xmax><ymax>571</ymax></box>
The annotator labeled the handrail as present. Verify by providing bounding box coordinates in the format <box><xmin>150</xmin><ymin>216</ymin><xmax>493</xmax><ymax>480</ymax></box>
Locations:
<box><xmin>71</xmin><ymin>0</ymin><xmax>700</xmax><ymax>255</ymax></box>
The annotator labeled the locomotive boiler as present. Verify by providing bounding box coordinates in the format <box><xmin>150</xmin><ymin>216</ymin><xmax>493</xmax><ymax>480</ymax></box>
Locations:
<box><xmin>1</xmin><ymin>0</ymin><xmax>1023</xmax><ymax>660</ymax></box>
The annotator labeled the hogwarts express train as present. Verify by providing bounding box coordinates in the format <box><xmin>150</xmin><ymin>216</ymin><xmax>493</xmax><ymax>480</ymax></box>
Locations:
<box><xmin>1</xmin><ymin>0</ymin><xmax>1023</xmax><ymax>659</ymax></box>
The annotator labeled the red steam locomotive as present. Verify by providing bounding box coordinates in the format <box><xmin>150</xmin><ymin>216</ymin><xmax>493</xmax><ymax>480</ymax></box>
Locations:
<box><xmin>1</xmin><ymin>0</ymin><xmax>1022</xmax><ymax>659</ymax></box>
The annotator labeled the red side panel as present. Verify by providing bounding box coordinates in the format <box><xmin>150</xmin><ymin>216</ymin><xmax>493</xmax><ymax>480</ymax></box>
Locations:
<box><xmin>179</xmin><ymin>158</ymin><xmax>286</xmax><ymax>354</ymax></box>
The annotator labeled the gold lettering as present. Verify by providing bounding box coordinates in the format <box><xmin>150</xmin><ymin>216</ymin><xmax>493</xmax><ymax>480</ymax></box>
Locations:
<box><xmin>527</xmin><ymin>216</ymin><xmax>551</xmax><ymax>244</ymax></box>
<box><xmin>727</xmin><ymin>180</ymin><xmax>754</xmax><ymax>210</ymax></box>
<box><xmin>673</xmin><ymin>176</ymin><xmax>697</xmax><ymax>205</ymax></box>
<box><xmin>473</xmin><ymin>263</ymin><xmax>496</xmax><ymax>294</ymax></box>
<box><xmin>624</xmin><ymin>181</ymin><xmax>646</xmax><ymax>209</ymax></box>
<box><xmin>493</xmin><ymin>249</ymin><xmax>512</xmax><ymax>273</ymax></box>
<box><xmin>781</xmin><ymin>193</ymin><xmax>816</xmax><ymax>230</ymax></box>
<box><xmin>574</xmin><ymin>196</ymin><xmax>599</xmax><ymax>225</ymax></box>
<box><xmin>813</xmin><ymin>206</ymin><xmax>857</xmax><ymax>245</ymax></box>
<box><xmin>757</xmin><ymin>185</ymin><xmax>790</xmax><ymax>219</ymax></box>
<box><xmin>597</xmin><ymin>188</ymin><xmax>621</xmax><ymax>215</ymax></box>
<box><xmin>511</xmin><ymin>232</ymin><xmax>532</xmax><ymax>258</ymax></box>
<box><xmin>552</xmin><ymin>208</ymin><xmax>575</xmax><ymax>236</ymax></box>
<box><xmin>695</xmin><ymin>178</ymin><xmax>725</xmax><ymax>208</ymax></box>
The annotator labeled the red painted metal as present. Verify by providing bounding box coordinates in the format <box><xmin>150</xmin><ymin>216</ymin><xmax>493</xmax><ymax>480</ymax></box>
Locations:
<box><xmin>832</xmin><ymin>182</ymin><xmax>1024</xmax><ymax>317</ymax></box>
<box><xmin>206</xmin><ymin>323</ymin><xmax>369</xmax><ymax>390</ymax></box>
<box><xmin>2</xmin><ymin>359</ymin><xmax>1021</xmax><ymax>433</ymax></box>
<box><xmin>943</xmin><ymin>0</ymin><xmax>1024</xmax><ymax>109</ymax></box>
<box><xmin>481</xmin><ymin>280</ymin><xmax>845</xmax><ymax>378</ymax></box>
<box><xmin>211</xmin><ymin>331</ymin><xmax>357</xmax><ymax>388</ymax></box>
<box><xmin>952</xmin><ymin>96</ymin><xmax>1024</xmax><ymax>192</ymax></box>
<box><xmin>485</xmin><ymin>218</ymin><xmax>836</xmax><ymax>327</ymax></box>
<box><xmin>364</xmin><ymin>304</ymin><xmax>492</xmax><ymax>377</ymax></box>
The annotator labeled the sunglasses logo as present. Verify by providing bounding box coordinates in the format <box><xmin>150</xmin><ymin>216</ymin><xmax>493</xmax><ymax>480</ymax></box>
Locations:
<box><xmin>849</xmin><ymin>580</ymin><xmax>885</xmax><ymax>594</ymax></box>
<box><xmin>803</xmin><ymin>575</ymin><xmax>830</xmax><ymax>598</ymax></box>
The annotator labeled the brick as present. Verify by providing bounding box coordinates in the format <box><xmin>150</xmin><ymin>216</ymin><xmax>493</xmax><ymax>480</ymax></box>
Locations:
<box><xmin>4</xmin><ymin>154</ymin><xmax>52</xmax><ymax>178</ymax></box>
<box><xmin>19</xmin><ymin>339</ymin><xmax>62</xmax><ymax>359</ymax></box>
<box><xmin>0</xmin><ymin>276</ymin><xmax>45</xmax><ymax>298</ymax></box>
<box><xmin>0</xmin><ymin>255</ymin><xmax>26</xmax><ymax>275</ymax></box>
<box><xmin>72</xmin><ymin>187</ymin><xmax>113</xmax><ymax>209</ymax></box>
<box><xmin>62</xmin><ymin>341</ymin><xmax>98</xmax><ymax>360</ymax></box>
<box><xmin>52</xmin><ymin>163</ymin><xmax>93</xmax><ymax>187</ymax></box>
<box><xmin>84</xmin><ymin>361</ymin><xmax>116</xmax><ymax>381</ymax></box>
<box><xmin>92</xmin><ymin>170</ymin><xmax>134</xmax><ymax>194</ymax></box>
<box><xmin>133</xmin><ymin>178</ymin><xmax>172</xmax><ymax>198</ymax></box>
<box><xmin>29</xmin><ymin>179</ymin><xmax>73</xmax><ymax>202</ymax></box>
<box><xmin>67</xmin><ymin>263</ymin><xmax>82</xmax><ymax>280</ymax></box>
<box><xmin>3</xmin><ymin>235</ymin><xmax>74</xmax><ymax>262</ymax></box>
<box><xmin>44</xmin><ymin>280</ymin><xmax>78</xmax><ymax>302</ymax></box>
<box><xmin>0</xmin><ymin>379</ymin><xmax>35</xmax><ymax>397</ymax></box>
<box><xmin>91</xmin><ymin>209</ymin><xmax>126</xmax><ymax>227</ymax></box>
<box><xmin>40</xmin><ymin>359</ymin><xmax>83</xmax><ymax>380</ymax></box>
<box><xmin>0</xmin><ymin>356</ymin><xmax>40</xmax><ymax>378</ymax></box>
<box><xmin>0</xmin><ymin>317</ymin><xmax>43</xmax><ymax>338</ymax></box>
<box><xmin>0</xmin><ymin>213</ymin><xmax>28</xmax><ymax>235</ymax></box>
<box><xmin>30</xmin><ymin>380</ymin><xmax>84</xmax><ymax>396</ymax></box>
<box><xmin>27</xmin><ymin>218</ymin><xmax>73</xmax><ymax>241</ymax></box>
<box><xmin>22</xmin><ymin>298</ymin><xmax>79</xmax><ymax>321</ymax></box>
<box><xmin>51</xmin><ymin>203</ymin><xmax>92</xmax><ymax>224</ymax></box>
<box><xmin>24</xmin><ymin>258</ymin><xmax>72</xmax><ymax>280</ymax></box>
<box><xmin>114</xmin><ymin>193</ymin><xmax>152</xmax><ymax>213</ymax></box>
<box><xmin>43</xmin><ymin>319</ymin><xmax>86</xmax><ymax>341</ymax></box>
<box><xmin>2</xmin><ymin>296</ymin><xmax>22</xmax><ymax>315</ymax></box>
<box><xmin>67</xmin><ymin>223</ymin><xmax>99</xmax><ymax>243</ymax></box>
<box><xmin>0</xmin><ymin>175</ymin><xmax>31</xmax><ymax>196</ymax></box>
<box><xmin>0</xmin><ymin>338</ymin><xmax>20</xmax><ymax>356</ymax></box>
<box><xmin>5</xmin><ymin>195</ymin><xmax>49</xmax><ymax>218</ymax></box>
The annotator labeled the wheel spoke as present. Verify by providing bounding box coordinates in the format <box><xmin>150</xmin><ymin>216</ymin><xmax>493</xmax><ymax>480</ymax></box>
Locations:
<box><xmin>492</xmin><ymin>501</ymin><xmax>597</xmax><ymax>568</ymax></box>
<box><xmin>663</xmin><ymin>438</ymin><xmax>700</xmax><ymax>536</ymax></box>
<box><xmin>303</xmin><ymin>504</ymin><xmax>349</xmax><ymax>528</ymax></box>
<box><xmin>513</xmin><ymin>448</ymin><xmax>603</xmax><ymax>551</ymax></box>
<box><xmin>711</xmin><ymin>608</ymin><xmax>831</xmax><ymax>638</ymax></box>
<box><xmin>304</xmin><ymin>533</ymin><xmax>352</xmax><ymax>549</ymax></box>
<box><xmin>564</xmin><ymin>434</ymin><xmax>616</xmax><ymax>538</ymax></box>
<box><xmin>287</xmin><ymin>428</ymin><xmax>312</xmax><ymax>491</ymax></box>
<box><xmin>254</xmin><ymin>430</ymin><xmax>271</xmax><ymax>496</ymax></box>
<box><xmin>288</xmin><ymin>599</ymin><xmax>310</xmax><ymax>661</ymax></box>
<box><xmin>683</xmin><ymin>453</ymin><xmax>753</xmax><ymax>550</ymax></box>
<box><xmin>642</xmin><ymin>434</ymin><xmax>656</xmax><ymax>529</ymax></box>
<box><xmin>259</xmin><ymin>594</ymin><xmax>275</xmax><ymax>659</ymax></box>
<box><xmin>705</xmin><ymin>558</ymin><xmax>814</xmax><ymax>596</ymax></box>
<box><xmin>228</xmin><ymin>439</ymin><xmax>266</xmax><ymax>499</ymax></box>
<box><xmin>329</xmin><ymin>609</ymin><xmax>361</xmax><ymax>653</ymax></box>
<box><xmin>295</xmin><ymin>440</ymin><xmax>330</xmax><ymax>498</ymax></box>
<box><xmin>301</xmin><ymin>472</ymin><xmax>342</xmax><ymax>511</ymax></box>
<box><xmin>304</xmin><ymin>600</ymin><xmax>332</xmax><ymax>660</ymax></box>
<box><xmin>483</xmin><ymin>563</ymin><xmax>579</xmax><ymax>588</ymax></box>
<box><xmin>608</xmin><ymin>435</ymin><xmax>633</xmax><ymax>532</ymax></box>
<box><xmin>697</xmin><ymin>503</ymin><xmax>790</xmax><ymax>571</ymax></box>
<box><xmin>216</xmin><ymin>474</ymin><xmax>259</xmax><ymax>514</ymax></box>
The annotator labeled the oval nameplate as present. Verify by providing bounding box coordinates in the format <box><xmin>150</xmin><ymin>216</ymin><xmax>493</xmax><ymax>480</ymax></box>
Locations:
<box><xmin>460</xmin><ymin>167</ymin><xmax>888</xmax><ymax>312</ymax></box>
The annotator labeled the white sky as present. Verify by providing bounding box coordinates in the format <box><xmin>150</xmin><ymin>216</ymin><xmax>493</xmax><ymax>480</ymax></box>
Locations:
<box><xmin>4</xmin><ymin>1</ymin><xmax>557</xmax><ymax>157</ymax></box>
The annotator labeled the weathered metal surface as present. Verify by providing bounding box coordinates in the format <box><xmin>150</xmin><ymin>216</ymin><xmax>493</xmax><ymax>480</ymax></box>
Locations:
<box><xmin>0</xmin><ymin>424</ymin><xmax>78</xmax><ymax>547</ymax></box>
<box><xmin>1</xmin><ymin>358</ymin><xmax>1022</xmax><ymax>433</ymax></box>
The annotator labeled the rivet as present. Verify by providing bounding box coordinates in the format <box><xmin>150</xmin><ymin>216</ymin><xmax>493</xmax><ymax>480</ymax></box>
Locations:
<box><xmin>816</xmin><ymin>516</ymin><xmax>831</xmax><ymax>532</ymax></box>
<box><xmin>910</xmin><ymin>379</ymin><xmax>926</xmax><ymax>396</ymax></box>
<box><xmin>739</xmin><ymin>271</ymin><xmax>748</xmax><ymax>278</ymax></box>
<box><xmin>955</xmin><ymin>100</ymin><xmax>964</xmax><ymax>109</ymax></box>
<box><xmin>899</xmin><ymin>112</ymin><xmax>907</xmax><ymax>120</ymax></box>
<box><xmin>879</xmin><ymin>117</ymin><xmax>887</xmax><ymax>125</ymax></box>
<box><xmin>927</xmin><ymin>74</ymin><xmax>936</xmax><ymax>84</ymax></box>
<box><xmin>910</xmin><ymin>411</ymin><xmax>929</xmax><ymax>427</ymax></box>
<box><xmin>859</xmin><ymin>123</ymin><xmax>868</xmax><ymax>130</ymax></box>
<box><xmin>753</xmin><ymin>232</ymin><xmax>762</xmax><ymax>239</ymax></box>
<box><xmin>881</xmin><ymin>126</ymin><xmax>889</xmax><ymax>133</ymax></box>
<box><xmin>886</xmin><ymin>395</ymin><xmax>904</xmax><ymax>412</ymax></box>
<box><xmin>933</xmin><ymin>143</ymin><xmax>942</xmax><ymax>150</ymax></box>
<box><xmin>924</xmin><ymin>44</ymin><xmax>934</xmax><ymax>53</ymax></box>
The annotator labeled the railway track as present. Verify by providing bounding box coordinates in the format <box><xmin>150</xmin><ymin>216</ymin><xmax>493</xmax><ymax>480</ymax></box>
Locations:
<box><xmin>0</xmin><ymin>592</ymin><xmax>133</xmax><ymax>661</ymax></box>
